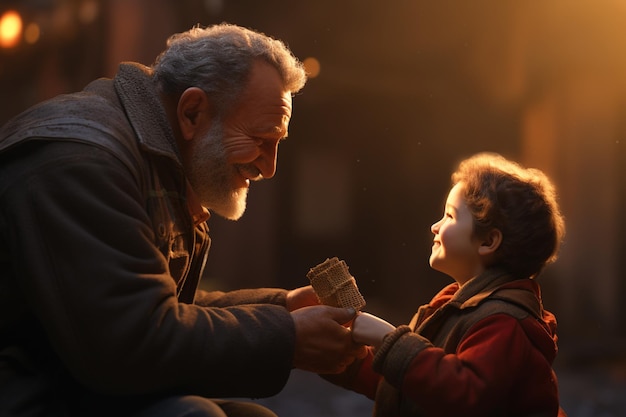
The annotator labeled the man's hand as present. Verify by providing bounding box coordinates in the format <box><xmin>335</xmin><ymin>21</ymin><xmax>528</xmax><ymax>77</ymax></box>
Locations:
<box><xmin>286</xmin><ymin>285</ymin><xmax>320</xmax><ymax>311</ymax></box>
<box><xmin>291</xmin><ymin>305</ymin><xmax>367</xmax><ymax>374</ymax></box>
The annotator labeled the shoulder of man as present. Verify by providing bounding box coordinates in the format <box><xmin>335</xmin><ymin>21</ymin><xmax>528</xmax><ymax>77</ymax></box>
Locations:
<box><xmin>0</xmin><ymin>79</ymin><xmax>143</xmax><ymax>179</ymax></box>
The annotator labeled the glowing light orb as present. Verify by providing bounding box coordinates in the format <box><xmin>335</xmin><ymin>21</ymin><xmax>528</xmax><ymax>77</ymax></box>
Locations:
<box><xmin>24</xmin><ymin>23</ymin><xmax>40</xmax><ymax>44</ymax></box>
<box><xmin>0</xmin><ymin>10</ymin><xmax>23</xmax><ymax>49</ymax></box>
<box><xmin>303</xmin><ymin>57</ymin><xmax>321</xmax><ymax>78</ymax></box>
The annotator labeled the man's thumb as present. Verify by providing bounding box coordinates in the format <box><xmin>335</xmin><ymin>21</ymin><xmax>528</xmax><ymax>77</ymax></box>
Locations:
<box><xmin>329</xmin><ymin>306</ymin><xmax>357</xmax><ymax>325</ymax></box>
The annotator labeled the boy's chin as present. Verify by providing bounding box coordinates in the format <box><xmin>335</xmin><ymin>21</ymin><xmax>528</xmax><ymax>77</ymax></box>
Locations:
<box><xmin>429</xmin><ymin>258</ymin><xmax>448</xmax><ymax>276</ymax></box>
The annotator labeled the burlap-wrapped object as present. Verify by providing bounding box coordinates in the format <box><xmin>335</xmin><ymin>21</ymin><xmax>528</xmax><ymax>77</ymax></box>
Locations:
<box><xmin>306</xmin><ymin>257</ymin><xmax>366</xmax><ymax>310</ymax></box>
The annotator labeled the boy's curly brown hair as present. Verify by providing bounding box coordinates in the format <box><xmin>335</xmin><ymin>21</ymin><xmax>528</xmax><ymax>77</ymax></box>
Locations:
<box><xmin>452</xmin><ymin>153</ymin><xmax>566</xmax><ymax>279</ymax></box>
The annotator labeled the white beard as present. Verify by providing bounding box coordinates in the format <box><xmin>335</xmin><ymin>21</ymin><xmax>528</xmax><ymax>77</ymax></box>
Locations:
<box><xmin>183</xmin><ymin>123</ymin><xmax>249</xmax><ymax>221</ymax></box>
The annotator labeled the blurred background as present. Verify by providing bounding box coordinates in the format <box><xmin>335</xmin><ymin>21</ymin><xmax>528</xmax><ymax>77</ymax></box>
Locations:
<box><xmin>1</xmin><ymin>0</ymin><xmax>625</xmax><ymax>415</ymax></box>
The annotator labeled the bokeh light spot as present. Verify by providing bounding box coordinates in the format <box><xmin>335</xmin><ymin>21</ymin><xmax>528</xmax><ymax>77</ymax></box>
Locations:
<box><xmin>0</xmin><ymin>10</ymin><xmax>23</xmax><ymax>49</ymax></box>
<box><xmin>24</xmin><ymin>23</ymin><xmax>40</xmax><ymax>45</ymax></box>
<box><xmin>79</xmin><ymin>0</ymin><xmax>100</xmax><ymax>25</ymax></box>
<box><xmin>303</xmin><ymin>57</ymin><xmax>321</xmax><ymax>78</ymax></box>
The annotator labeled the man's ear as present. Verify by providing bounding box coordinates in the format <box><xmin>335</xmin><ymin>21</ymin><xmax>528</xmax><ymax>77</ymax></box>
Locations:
<box><xmin>177</xmin><ymin>87</ymin><xmax>213</xmax><ymax>141</ymax></box>
<box><xmin>478</xmin><ymin>228</ymin><xmax>502</xmax><ymax>256</ymax></box>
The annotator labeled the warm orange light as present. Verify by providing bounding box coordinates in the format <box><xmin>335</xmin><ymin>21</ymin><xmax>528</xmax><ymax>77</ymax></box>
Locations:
<box><xmin>303</xmin><ymin>57</ymin><xmax>321</xmax><ymax>78</ymax></box>
<box><xmin>0</xmin><ymin>10</ymin><xmax>23</xmax><ymax>49</ymax></box>
<box><xmin>24</xmin><ymin>23</ymin><xmax>40</xmax><ymax>44</ymax></box>
<box><xmin>78</xmin><ymin>0</ymin><xmax>100</xmax><ymax>24</ymax></box>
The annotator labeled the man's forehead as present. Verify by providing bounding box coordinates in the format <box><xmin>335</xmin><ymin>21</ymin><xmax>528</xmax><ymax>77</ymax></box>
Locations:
<box><xmin>259</xmin><ymin>94</ymin><xmax>292</xmax><ymax>133</ymax></box>
<box><xmin>255</xmin><ymin>122</ymin><xmax>289</xmax><ymax>137</ymax></box>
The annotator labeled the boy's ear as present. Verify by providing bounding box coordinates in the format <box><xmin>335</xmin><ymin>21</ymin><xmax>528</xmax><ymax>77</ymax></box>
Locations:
<box><xmin>177</xmin><ymin>87</ymin><xmax>213</xmax><ymax>141</ymax></box>
<box><xmin>478</xmin><ymin>228</ymin><xmax>502</xmax><ymax>256</ymax></box>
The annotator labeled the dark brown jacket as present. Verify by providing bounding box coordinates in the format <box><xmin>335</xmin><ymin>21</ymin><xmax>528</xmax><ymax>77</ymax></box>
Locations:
<box><xmin>0</xmin><ymin>63</ymin><xmax>294</xmax><ymax>416</ymax></box>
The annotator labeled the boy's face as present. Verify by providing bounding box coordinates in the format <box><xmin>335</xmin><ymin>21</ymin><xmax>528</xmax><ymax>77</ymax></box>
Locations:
<box><xmin>429</xmin><ymin>182</ymin><xmax>485</xmax><ymax>285</ymax></box>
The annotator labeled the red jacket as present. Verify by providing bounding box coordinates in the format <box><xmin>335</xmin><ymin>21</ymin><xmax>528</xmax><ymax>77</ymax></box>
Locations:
<box><xmin>330</xmin><ymin>269</ymin><xmax>567</xmax><ymax>417</ymax></box>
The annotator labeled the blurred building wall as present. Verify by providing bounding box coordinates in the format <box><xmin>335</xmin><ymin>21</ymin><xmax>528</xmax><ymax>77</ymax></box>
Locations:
<box><xmin>1</xmin><ymin>0</ymin><xmax>625</xmax><ymax>359</ymax></box>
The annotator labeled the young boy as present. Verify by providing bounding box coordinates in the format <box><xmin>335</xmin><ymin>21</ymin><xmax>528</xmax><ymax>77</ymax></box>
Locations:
<box><xmin>332</xmin><ymin>152</ymin><xmax>567</xmax><ymax>416</ymax></box>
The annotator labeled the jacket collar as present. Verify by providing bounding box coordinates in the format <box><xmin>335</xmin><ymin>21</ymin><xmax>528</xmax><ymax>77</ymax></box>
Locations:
<box><xmin>113</xmin><ymin>62</ymin><xmax>182</xmax><ymax>165</ymax></box>
<box><xmin>449</xmin><ymin>268</ymin><xmax>518</xmax><ymax>309</ymax></box>
<box><xmin>113</xmin><ymin>63</ymin><xmax>210</xmax><ymax>225</ymax></box>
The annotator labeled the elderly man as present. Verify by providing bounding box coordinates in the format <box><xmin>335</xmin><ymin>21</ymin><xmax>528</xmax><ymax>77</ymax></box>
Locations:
<box><xmin>0</xmin><ymin>23</ymin><xmax>364</xmax><ymax>417</ymax></box>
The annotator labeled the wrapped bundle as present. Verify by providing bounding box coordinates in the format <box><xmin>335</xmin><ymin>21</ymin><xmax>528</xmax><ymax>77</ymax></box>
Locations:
<box><xmin>306</xmin><ymin>257</ymin><xmax>366</xmax><ymax>311</ymax></box>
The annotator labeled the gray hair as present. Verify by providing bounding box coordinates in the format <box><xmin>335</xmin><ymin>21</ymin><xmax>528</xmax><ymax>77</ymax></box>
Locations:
<box><xmin>152</xmin><ymin>23</ymin><xmax>307</xmax><ymax>116</ymax></box>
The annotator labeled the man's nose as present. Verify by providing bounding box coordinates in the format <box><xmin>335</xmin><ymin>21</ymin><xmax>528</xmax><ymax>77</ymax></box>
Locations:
<box><xmin>256</xmin><ymin>141</ymin><xmax>279</xmax><ymax>179</ymax></box>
